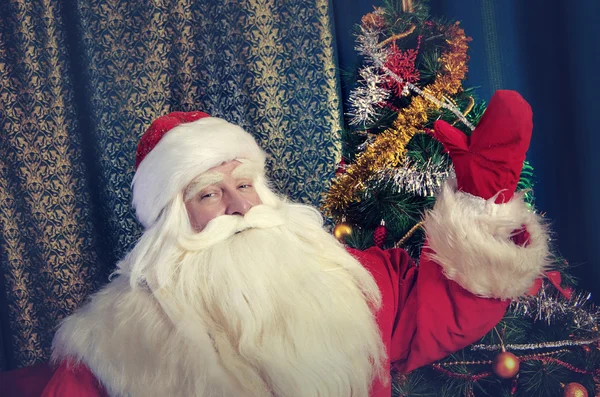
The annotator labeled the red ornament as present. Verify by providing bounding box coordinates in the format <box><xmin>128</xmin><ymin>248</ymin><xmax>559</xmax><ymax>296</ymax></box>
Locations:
<box><xmin>382</xmin><ymin>37</ymin><xmax>422</xmax><ymax>97</ymax></box>
<box><xmin>336</xmin><ymin>159</ymin><xmax>347</xmax><ymax>176</ymax></box>
<box><xmin>374</xmin><ymin>222</ymin><xmax>387</xmax><ymax>248</ymax></box>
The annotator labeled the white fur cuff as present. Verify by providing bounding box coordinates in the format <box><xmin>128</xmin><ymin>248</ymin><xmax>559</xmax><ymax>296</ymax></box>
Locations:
<box><xmin>423</xmin><ymin>179</ymin><xmax>550</xmax><ymax>300</ymax></box>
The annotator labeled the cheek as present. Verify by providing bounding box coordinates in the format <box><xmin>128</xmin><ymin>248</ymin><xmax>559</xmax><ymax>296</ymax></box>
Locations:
<box><xmin>185</xmin><ymin>201</ymin><xmax>223</xmax><ymax>231</ymax></box>
<box><xmin>250</xmin><ymin>190</ymin><xmax>262</xmax><ymax>206</ymax></box>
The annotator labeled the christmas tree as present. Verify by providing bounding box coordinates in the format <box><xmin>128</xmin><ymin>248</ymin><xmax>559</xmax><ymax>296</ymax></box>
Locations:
<box><xmin>324</xmin><ymin>1</ymin><xmax>600</xmax><ymax>396</ymax></box>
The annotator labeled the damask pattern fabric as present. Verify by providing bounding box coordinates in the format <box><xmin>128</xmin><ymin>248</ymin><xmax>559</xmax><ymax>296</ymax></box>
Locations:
<box><xmin>0</xmin><ymin>0</ymin><xmax>341</xmax><ymax>370</ymax></box>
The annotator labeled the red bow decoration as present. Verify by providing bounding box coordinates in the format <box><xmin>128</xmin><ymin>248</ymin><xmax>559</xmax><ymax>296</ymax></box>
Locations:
<box><xmin>527</xmin><ymin>270</ymin><xmax>573</xmax><ymax>300</ymax></box>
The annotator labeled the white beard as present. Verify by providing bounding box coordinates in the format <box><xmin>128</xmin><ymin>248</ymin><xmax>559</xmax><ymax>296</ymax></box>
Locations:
<box><xmin>53</xmin><ymin>196</ymin><xmax>387</xmax><ymax>397</ymax></box>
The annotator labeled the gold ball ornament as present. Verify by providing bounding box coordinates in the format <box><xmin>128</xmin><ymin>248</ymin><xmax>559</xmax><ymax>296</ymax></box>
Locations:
<box><xmin>562</xmin><ymin>382</ymin><xmax>588</xmax><ymax>397</ymax></box>
<box><xmin>333</xmin><ymin>222</ymin><xmax>353</xmax><ymax>241</ymax></box>
<box><xmin>492</xmin><ymin>351</ymin><xmax>520</xmax><ymax>379</ymax></box>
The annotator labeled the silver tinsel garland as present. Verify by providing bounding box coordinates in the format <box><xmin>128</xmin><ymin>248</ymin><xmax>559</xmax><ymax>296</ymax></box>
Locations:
<box><xmin>354</xmin><ymin>26</ymin><xmax>389</xmax><ymax>65</ymax></box>
<box><xmin>371</xmin><ymin>159</ymin><xmax>454</xmax><ymax>197</ymax></box>
<box><xmin>471</xmin><ymin>338</ymin><xmax>600</xmax><ymax>352</ymax></box>
<box><xmin>347</xmin><ymin>26</ymin><xmax>391</xmax><ymax>126</ymax></box>
<box><xmin>347</xmin><ymin>67</ymin><xmax>390</xmax><ymax>126</ymax></box>
<box><xmin>510</xmin><ymin>280</ymin><xmax>599</xmax><ymax>332</ymax></box>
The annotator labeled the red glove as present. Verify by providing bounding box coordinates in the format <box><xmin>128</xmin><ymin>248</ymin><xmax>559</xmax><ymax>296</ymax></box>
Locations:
<box><xmin>433</xmin><ymin>90</ymin><xmax>533</xmax><ymax>203</ymax></box>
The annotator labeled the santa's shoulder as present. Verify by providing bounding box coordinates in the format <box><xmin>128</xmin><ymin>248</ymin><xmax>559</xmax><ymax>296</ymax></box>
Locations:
<box><xmin>52</xmin><ymin>276</ymin><xmax>166</xmax><ymax>358</ymax></box>
<box><xmin>50</xmin><ymin>277</ymin><xmax>175</xmax><ymax>394</ymax></box>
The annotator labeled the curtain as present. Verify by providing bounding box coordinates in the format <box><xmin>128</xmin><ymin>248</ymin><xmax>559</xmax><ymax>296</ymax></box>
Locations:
<box><xmin>0</xmin><ymin>0</ymin><xmax>342</xmax><ymax>370</ymax></box>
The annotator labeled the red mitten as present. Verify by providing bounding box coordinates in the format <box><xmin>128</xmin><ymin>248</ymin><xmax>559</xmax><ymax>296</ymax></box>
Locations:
<box><xmin>433</xmin><ymin>90</ymin><xmax>533</xmax><ymax>203</ymax></box>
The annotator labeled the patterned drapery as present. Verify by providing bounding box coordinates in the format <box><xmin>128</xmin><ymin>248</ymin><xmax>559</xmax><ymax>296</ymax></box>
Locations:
<box><xmin>0</xmin><ymin>0</ymin><xmax>341</xmax><ymax>370</ymax></box>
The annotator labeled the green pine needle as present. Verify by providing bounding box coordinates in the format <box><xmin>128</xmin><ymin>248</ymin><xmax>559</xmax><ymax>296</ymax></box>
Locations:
<box><xmin>342</xmin><ymin>226</ymin><xmax>373</xmax><ymax>250</ymax></box>
<box><xmin>418</xmin><ymin>49</ymin><xmax>441</xmax><ymax>86</ymax></box>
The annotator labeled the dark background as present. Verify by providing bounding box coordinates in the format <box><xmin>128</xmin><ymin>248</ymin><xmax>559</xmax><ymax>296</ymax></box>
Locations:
<box><xmin>331</xmin><ymin>0</ymin><xmax>600</xmax><ymax>302</ymax></box>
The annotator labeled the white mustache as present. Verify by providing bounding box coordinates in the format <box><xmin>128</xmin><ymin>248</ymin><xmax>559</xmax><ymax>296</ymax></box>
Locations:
<box><xmin>177</xmin><ymin>204</ymin><xmax>286</xmax><ymax>251</ymax></box>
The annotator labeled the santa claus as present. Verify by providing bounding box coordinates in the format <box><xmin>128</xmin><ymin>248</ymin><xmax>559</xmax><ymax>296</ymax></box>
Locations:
<box><xmin>39</xmin><ymin>90</ymin><xmax>548</xmax><ymax>397</ymax></box>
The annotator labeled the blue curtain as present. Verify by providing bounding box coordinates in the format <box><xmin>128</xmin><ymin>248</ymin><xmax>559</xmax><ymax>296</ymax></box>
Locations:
<box><xmin>0</xmin><ymin>0</ymin><xmax>342</xmax><ymax>370</ymax></box>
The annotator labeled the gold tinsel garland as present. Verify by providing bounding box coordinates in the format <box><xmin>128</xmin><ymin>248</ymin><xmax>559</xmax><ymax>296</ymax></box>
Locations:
<box><xmin>323</xmin><ymin>22</ymin><xmax>470</xmax><ymax>216</ymax></box>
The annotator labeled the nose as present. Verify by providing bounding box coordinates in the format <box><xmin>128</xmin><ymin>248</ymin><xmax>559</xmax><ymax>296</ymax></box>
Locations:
<box><xmin>225</xmin><ymin>190</ymin><xmax>254</xmax><ymax>216</ymax></box>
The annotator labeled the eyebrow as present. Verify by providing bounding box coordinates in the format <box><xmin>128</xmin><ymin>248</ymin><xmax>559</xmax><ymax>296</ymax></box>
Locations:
<box><xmin>231</xmin><ymin>162</ymin><xmax>260</xmax><ymax>179</ymax></box>
<box><xmin>184</xmin><ymin>162</ymin><xmax>260</xmax><ymax>201</ymax></box>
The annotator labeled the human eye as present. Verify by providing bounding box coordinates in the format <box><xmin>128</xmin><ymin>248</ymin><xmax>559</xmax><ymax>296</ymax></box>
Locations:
<box><xmin>198</xmin><ymin>188</ymin><xmax>220</xmax><ymax>201</ymax></box>
<box><xmin>238</xmin><ymin>181</ymin><xmax>254</xmax><ymax>189</ymax></box>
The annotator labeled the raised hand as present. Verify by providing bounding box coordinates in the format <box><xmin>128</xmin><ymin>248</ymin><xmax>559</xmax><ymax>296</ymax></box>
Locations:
<box><xmin>433</xmin><ymin>90</ymin><xmax>533</xmax><ymax>203</ymax></box>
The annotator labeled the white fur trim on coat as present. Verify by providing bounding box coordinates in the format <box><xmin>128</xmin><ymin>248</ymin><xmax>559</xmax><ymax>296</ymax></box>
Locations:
<box><xmin>423</xmin><ymin>179</ymin><xmax>550</xmax><ymax>300</ymax></box>
<box><xmin>51</xmin><ymin>277</ymin><xmax>245</xmax><ymax>397</ymax></box>
<box><xmin>132</xmin><ymin>117</ymin><xmax>267</xmax><ymax>229</ymax></box>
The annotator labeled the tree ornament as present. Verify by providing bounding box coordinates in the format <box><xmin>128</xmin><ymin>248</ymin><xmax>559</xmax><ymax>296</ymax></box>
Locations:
<box><xmin>333</xmin><ymin>222</ymin><xmax>353</xmax><ymax>242</ymax></box>
<box><xmin>336</xmin><ymin>159</ymin><xmax>347</xmax><ymax>176</ymax></box>
<box><xmin>361</xmin><ymin>8</ymin><xmax>385</xmax><ymax>29</ymax></box>
<box><xmin>492</xmin><ymin>351</ymin><xmax>520</xmax><ymax>379</ymax></box>
<box><xmin>562</xmin><ymin>382</ymin><xmax>588</xmax><ymax>397</ymax></box>
<box><xmin>383</xmin><ymin>41</ymin><xmax>421</xmax><ymax>97</ymax></box>
<box><xmin>374</xmin><ymin>221</ymin><xmax>387</xmax><ymax>248</ymax></box>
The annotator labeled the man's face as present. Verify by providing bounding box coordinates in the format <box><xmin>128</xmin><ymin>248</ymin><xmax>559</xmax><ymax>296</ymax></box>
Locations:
<box><xmin>184</xmin><ymin>160</ymin><xmax>262</xmax><ymax>232</ymax></box>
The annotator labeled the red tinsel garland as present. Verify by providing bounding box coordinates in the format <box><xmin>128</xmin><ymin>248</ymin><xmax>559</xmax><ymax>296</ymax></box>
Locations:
<box><xmin>431</xmin><ymin>364</ymin><xmax>491</xmax><ymax>381</ymax></box>
<box><xmin>521</xmin><ymin>355</ymin><xmax>600</xmax><ymax>376</ymax></box>
<box><xmin>430</xmin><ymin>351</ymin><xmax>600</xmax><ymax>381</ymax></box>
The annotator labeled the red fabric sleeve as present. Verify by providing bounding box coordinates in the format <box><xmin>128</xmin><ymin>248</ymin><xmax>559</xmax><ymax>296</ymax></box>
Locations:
<box><xmin>0</xmin><ymin>363</ymin><xmax>54</xmax><ymax>397</ymax></box>
<box><xmin>40</xmin><ymin>361</ymin><xmax>107</xmax><ymax>397</ymax></box>
<box><xmin>349</xmin><ymin>245</ymin><xmax>509</xmax><ymax>374</ymax></box>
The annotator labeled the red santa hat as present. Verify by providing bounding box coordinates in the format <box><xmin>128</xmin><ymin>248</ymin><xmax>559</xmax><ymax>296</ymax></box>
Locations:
<box><xmin>132</xmin><ymin>111</ymin><xmax>267</xmax><ymax>228</ymax></box>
